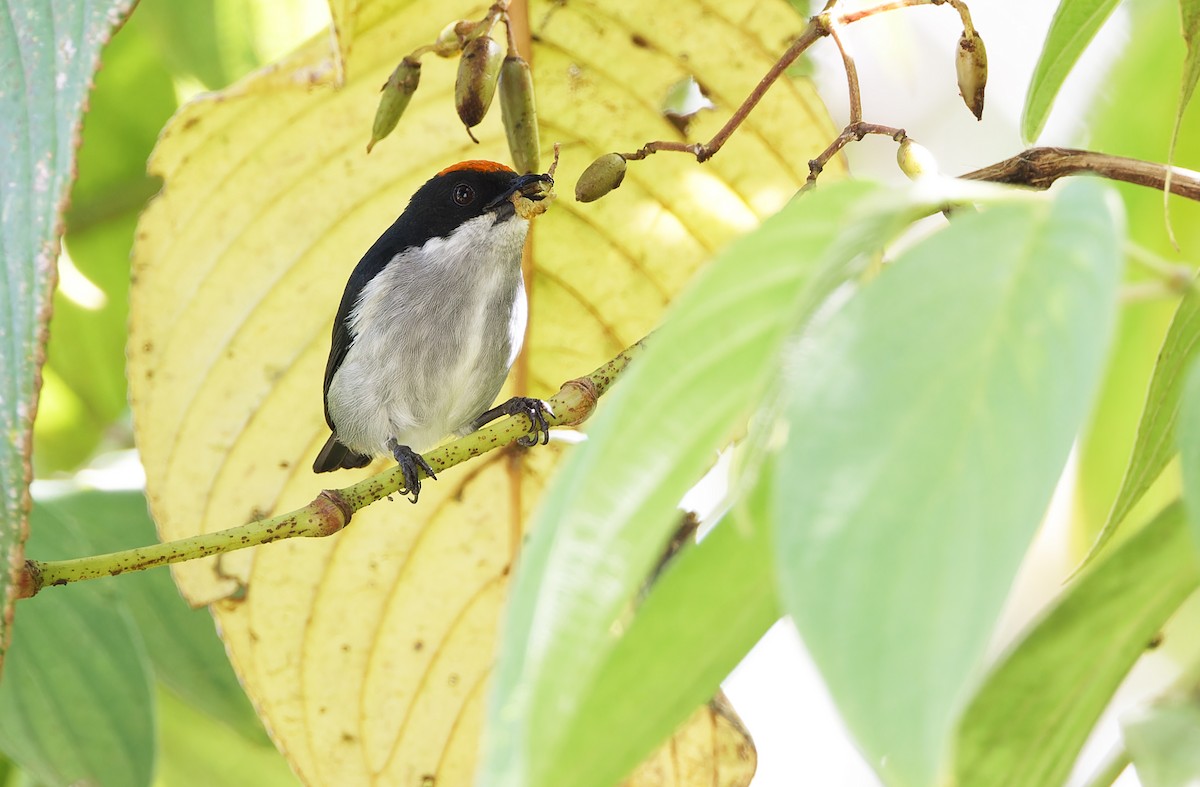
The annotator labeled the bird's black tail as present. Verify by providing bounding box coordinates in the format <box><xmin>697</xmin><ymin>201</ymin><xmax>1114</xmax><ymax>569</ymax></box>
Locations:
<box><xmin>313</xmin><ymin>434</ymin><xmax>372</xmax><ymax>473</ymax></box>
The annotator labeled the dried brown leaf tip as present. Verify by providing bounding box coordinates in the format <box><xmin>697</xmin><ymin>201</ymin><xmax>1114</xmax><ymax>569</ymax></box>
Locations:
<box><xmin>956</xmin><ymin>30</ymin><xmax>987</xmax><ymax>121</ymax></box>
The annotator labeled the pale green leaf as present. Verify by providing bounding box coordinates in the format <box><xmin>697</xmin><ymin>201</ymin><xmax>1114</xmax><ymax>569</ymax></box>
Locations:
<box><xmin>136</xmin><ymin>0</ymin><xmax>328</xmax><ymax>91</ymax></box>
<box><xmin>482</xmin><ymin>178</ymin><xmax>1022</xmax><ymax>787</ymax></box>
<box><xmin>773</xmin><ymin>181</ymin><xmax>1123</xmax><ymax>787</ymax></box>
<box><xmin>1180</xmin><ymin>359</ymin><xmax>1200</xmax><ymax>538</ymax></box>
<box><xmin>0</xmin><ymin>0</ymin><xmax>135</xmax><ymax>663</ymax></box>
<box><xmin>0</xmin><ymin>494</ymin><xmax>155</xmax><ymax>787</ymax></box>
<box><xmin>551</xmin><ymin>464</ymin><xmax>780</xmax><ymax>787</ymax></box>
<box><xmin>1072</xmin><ymin>0</ymin><xmax>1200</xmax><ymax>550</ymax></box>
<box><xmin>955</xmin><ymin>501</ymin><xmax>1199</xmax><ymax>786</ymax></box>
<box><xmin>1179</xmin><ymin>0</ymin><xmax>1200</xmax><ymax>110</ymax></box>
<box><xmin>1167</xmin><ymin>0</ymin><xmax>1200</xmax><ymax>243</ymax></box>
<box><xmin>484</xmin><ymin>180</ymin><xmax>908</xmax><ymax>787</ymax></box>
<box><xmin>52</xmin><ymin>490</ymin><xmax>263</xmax><ymax>741</ymax></box>
<box><xmin>1125</xmin><ymin>696</ymin><xmax>1200</xmax><ymax>787</ymax></box>
<box><xmin>156</xmin><ymin>689</ymin><xmax>296</xmax><ymax>787</ymax></box>
<box><xmin>1022</xmin><ymin>0</ymin><xmax>1122</xmax><ymax>143</ymax></box>
<box><xmin>1088</xmin><ymin>274</ymin><xmax>1200</xmax><ymax>560</ymax></box>
<box><xmin>35</xmin><ymin>11</ymin><xmax>177</xmax><ymax>474</ymax></box>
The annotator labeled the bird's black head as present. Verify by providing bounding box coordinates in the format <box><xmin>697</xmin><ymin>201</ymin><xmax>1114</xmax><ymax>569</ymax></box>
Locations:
<box><xmin>403</xmin><ymin>160</ymin><xmax>552</xmax><ymax>238</ymax></box>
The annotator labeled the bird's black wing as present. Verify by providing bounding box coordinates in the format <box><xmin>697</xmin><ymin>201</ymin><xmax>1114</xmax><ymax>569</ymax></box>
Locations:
<box><xmin>315</xmin><ymin>251</ymin><xmax>390</xmax><ymax>474</ymax></box>
<box><xmin>321</xmin><ymin>223</ymin><xmax>417</xmax><ymax>429</ymax></box>
<box><xmin>321</xmin><ymin>300</ymin><xmax>355</xmax><ymax>430</ymax></box>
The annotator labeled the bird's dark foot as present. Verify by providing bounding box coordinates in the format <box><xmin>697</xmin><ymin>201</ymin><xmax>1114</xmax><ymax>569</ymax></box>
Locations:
<box><xmin>503</xmin><ymin>396</ymin><xmax>552</xmax><ymax>447</ymax></box>
<box><xmin>469</xmin><ymin>397</ymin><xmax>553</xmax><ymax>446</ymax></box>
<box><xmin>387</xmin><ymin>439</ymin><xmax>437</xmax><ymax>504</ymax></box>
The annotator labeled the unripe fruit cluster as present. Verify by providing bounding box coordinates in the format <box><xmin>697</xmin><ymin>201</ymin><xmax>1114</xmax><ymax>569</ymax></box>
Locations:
<box><xmin>366</xmin><ymin>12</ymin><xmax>541</xmax><ymax>174</ymax></box>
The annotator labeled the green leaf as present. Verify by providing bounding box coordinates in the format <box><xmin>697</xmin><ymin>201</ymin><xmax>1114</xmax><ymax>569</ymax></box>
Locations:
<box><xmin>46</xmin><ymin>490</ymin><xmax>264</xmax><ymax>741</ymax></box>
<box><xmin>156</xmin><ymin>689</ymin><xmax>296</xmax><ymax>787</ymax></box>
<box><xmin>1167</xmin><ymin>0</ymin><xmax>1200</xmax><ymax>243</ymax></box>
<box><xmin>36</xmin><ymin>10</ymin><xmax>179</xmax><ymax>474</ymax></box>
<box><xmin>135</xmin><ymin>0</ymin><xmax>328</xmax><ymax>91</ymax></box>
<box><xmin>1160</xmin><ymin>0</ymin><xmax>1200</xmax><ymax>248</ymax></box>
<box><xmin>1091</xmin><ymin>277</ymin><xmax>1200</xmax><ymax>560</ymax></box>
<box><xmin>481</xmin><ymin>178</ymin><xmax>965</xmax><ymax>787</ymax></box>
<box><xmin>482</xmin><ymin>178</ymin><xmax>1028</xmax><ymax>787</ymax></box>
<box><xmin>0</xmin><ymin>494</ymin><xmax>155</xmax><ymax>786</ymax></box>
<box><xmin>1022</xmin><ymin>0</ymin><xmax>1122</xmax><ymax>143</ymax></box>
<box><xmin>1178</xmin><ymin>0</ymin><xmax>1200</xmax><ymax>113</ymax></box>
<box><xmin>0</xmin><ymin>0</ymin><xmax>136</xmax><ymax>663</ymax></box>
<box><xmin>1180</xmin><ymin>359</ymin><xmax>1200</xmax><ymax>538</ymax></box>
<box><xmin>954</xmin><ymin>501</ymin><xmax>1198</xmax><ymax>786</ymax></box>
<box><xmin>1124</xmin><ymin>696</ymin><xmax>1200</xmax><ymax>787</ymax></box>
<box><xmin>551</xmin><ymin>463</ymin><xmax>780</xmax><ymax>787</ymax></box>
<box><xmin>1073</xmin><ymin>0</ymin><xmax>1200</xmax><ymax>550</ymax></box>
<box><xmin>773</xmin><ymin>180</ymin><xmax>1123</xmax><ymax>787</ymax></box>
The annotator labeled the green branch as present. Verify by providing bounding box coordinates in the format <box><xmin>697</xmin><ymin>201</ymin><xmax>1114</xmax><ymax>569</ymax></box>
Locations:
<box><xmin>16</xmin><ymin>338</ymin><xmax>646</xmax><ymax>599</ymax></box>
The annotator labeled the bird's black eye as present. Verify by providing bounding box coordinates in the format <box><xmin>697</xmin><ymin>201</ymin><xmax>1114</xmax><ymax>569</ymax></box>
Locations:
<box><xmin>452</xmin><ymin>183</ymin><xmax>475</xmax><ymax>206</ymax></box>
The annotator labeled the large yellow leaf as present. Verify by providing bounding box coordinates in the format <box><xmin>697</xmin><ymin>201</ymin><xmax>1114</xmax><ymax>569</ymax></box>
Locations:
<box><xmin>129</xmin><ymin>0</ymin><xmax>838</xmax><ymax>783</ymax></box>
<box><xmin>624</xmin><ymin>695</ymin><xmax>756</xmax><ymax>787</ymax></box>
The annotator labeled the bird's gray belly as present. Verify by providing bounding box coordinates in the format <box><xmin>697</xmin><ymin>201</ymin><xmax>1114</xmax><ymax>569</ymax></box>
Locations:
<box><xmin>326</xmin><ymin>262</ymin><xmax>522</xmax><ymax>455</ymax></box>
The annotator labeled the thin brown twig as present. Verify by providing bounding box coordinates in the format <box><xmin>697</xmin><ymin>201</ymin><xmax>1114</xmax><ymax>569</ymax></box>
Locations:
<box><xmin>838</xmin><ymin>0</ymin><xmax>936</xmax><ymax>23</ymax></box>
<box><xmin>617</xmin><ymin>0</ymin><xmax>963</xmax><ymax>166</ymax></box>
<box><xmin>806</xmin><ymin>122</ymin><xmax>907</xmax><ymax>186</ymax></box>
<box><xmin>620</xmin><ymin>22</ymin><xmax>825</xmax><ymax>163</ymax></box>
<box><xmin>826</xmin><ymin>23</ymin><xmax>862</xmax><ymax>124</ymax></box>
<box><xmin>837</xmin><ymin>0</ymin><xmax>972</xmax><ymax>32</ymax></box>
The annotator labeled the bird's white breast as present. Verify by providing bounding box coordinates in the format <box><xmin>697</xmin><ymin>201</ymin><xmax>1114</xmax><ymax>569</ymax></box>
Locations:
<box><xmin>325</xmin><ymin>213</ymin><xmax>530</xmax><ymax>456</ymax></box>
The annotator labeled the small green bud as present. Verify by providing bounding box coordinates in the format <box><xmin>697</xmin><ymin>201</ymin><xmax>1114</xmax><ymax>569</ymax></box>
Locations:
<box><xmin>367</xmin><ymin>57</ymin><xmax>421</xmax><ymax>154</ymax></box>
<box><xmin>895</xmin><ymin>137</ymin><xmax>939</xmax><ymax>180</ymax></box>
<box><xmin>575</xmin><ymin>153</ymin><xmax>627</xmax><ymax>202</ymax></box>
<box><xmin>455</xmin><ymin>35</ymin><xmax>504</xmax><ymax>131</ymax></box>
<box><xmin>956</xmin><ymin>30</ymin><xmax>987</xmax><ymax>121</ymax></box>
<box><xmin>499</xmin><ymin>55</ymin><xmax>540</xmax><ymax>174</ymax></box>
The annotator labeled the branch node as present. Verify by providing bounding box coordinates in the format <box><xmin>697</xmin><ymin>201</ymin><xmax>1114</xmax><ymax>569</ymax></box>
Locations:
<box><xmin>558</xmin><ymin>377</ymin><xmax>599</xmax><ymax>427</ymax></box>
<box><xmin>15</xmin><ymin>560</ymin><xmax>41</xmax><ymax>600</ymax></box>
<box><xmin>312</xmin><ymin>490</ymin><xmax>354</xmax><ymax>537</ymax></box>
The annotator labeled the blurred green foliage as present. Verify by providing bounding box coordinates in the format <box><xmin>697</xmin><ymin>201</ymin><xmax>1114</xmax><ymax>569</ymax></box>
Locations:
<box><xmin>1073</xmin><ymin>0</ymin><xmax>1200</xmax><ymax>550</ymax></box>
<box><xmin>13</xmin><ymin>0</ymin><xmax>324</xmax><ymax>783</ymax></box>
<box><xmin>35</xmin><ymin>0</ymin><xmax>328</xmax><ymax>475</ymax></box>
<box><xmin>0</xmin><ymin>488</ymin><xmax>296</xmax><ymax>785</ymax></box>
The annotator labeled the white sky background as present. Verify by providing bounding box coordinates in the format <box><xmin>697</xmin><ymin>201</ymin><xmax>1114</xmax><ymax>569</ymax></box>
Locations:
<box><xmin>721</xmin><ymin>2</ymin><xmax>1152</xmax><ymax>786</ymax></box>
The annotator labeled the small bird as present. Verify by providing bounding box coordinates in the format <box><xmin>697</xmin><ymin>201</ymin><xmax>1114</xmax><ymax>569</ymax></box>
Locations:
<box><xmin>313</xmin><ymin>160</ymin><xmax>553</xmax><ymax>502</ymax></box>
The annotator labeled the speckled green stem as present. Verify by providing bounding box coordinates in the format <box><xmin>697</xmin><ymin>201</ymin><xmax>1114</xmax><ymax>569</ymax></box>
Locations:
<box><xmin>17</xmin><ymin>338</ymin><xmax>646</xmax><ymax>599</ymax></box>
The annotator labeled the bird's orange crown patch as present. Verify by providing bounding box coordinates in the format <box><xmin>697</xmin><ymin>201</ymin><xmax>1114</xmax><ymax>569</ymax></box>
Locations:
<box><xmin>437</xmin><ymin>160</ymin><xmax>515</xmax><ymax>176</ymax></box>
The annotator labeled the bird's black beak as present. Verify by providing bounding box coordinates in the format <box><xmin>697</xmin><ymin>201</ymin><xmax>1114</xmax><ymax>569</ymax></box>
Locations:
<box><xmin>485</xmin><ymin>172</ymin><xmax>554</xmax><ymax>211</ymax></box>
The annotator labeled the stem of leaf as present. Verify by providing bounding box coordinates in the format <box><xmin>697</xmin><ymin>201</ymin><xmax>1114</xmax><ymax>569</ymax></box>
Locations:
<box><xmin>1081</xmin><ymin>743</ymin><xmax>1131</xmax><ymax>787</ymax></box>
<box><xmin>1125</xmin><ymin>242</ymin><xmax>1199</xmax><ymax>295</ymax></box>
<box><xmin>17</xmin><ymin>338</ymin><xmax>646</xmax><ymax>599</ymax></box>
